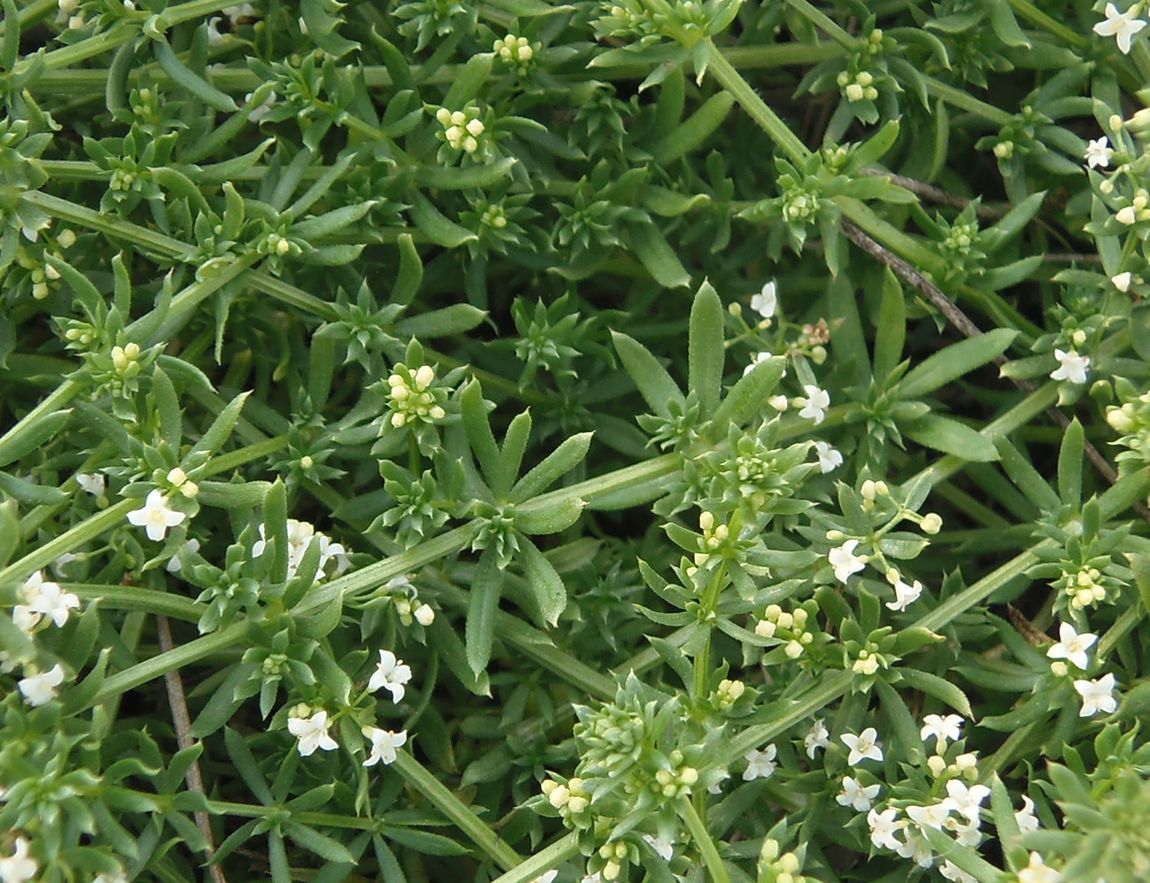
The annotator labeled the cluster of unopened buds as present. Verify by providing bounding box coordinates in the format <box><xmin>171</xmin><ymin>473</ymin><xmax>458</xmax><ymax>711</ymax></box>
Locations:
<box><xmin>16</xmin><ymin>228</ymin><xmax>74</xmax><ymax>300</ymax></box>
<box><xmin>836</xmin><ymin>70</ymin><xmax>878</xmax><ymax>103</ymax></box>
<box><xmin>260</xmin><ymin>232</ymin><xmax>300</xmax><ymax>258</ymax></box>
<box><xmin>755</xmin><ymin>605</ymin><xmax>814</xmax><ymax>659</ymax></box>
<box><xmin>759</xmin><ymin>838</ymin><xmax>808</xmax><ymax>883</ymax></box>
<box><xmin>384</xmin><ymin>574</ymin><xmax>435</xmax><ymax>626</ymax></box>
<box><xmin>1115</xmin><ymin>188</ymin><xmax>1150</xmax><ymax>225</ymax></box>
<box><xmin>540</xmin><ymin>776</ymin><xmax>591</xmax><ymax>821</ymax></box>
<box><xmin>851</xmin><ymin>642</ymin><xmax>886</xmax><ymax>676</ymax></box>
<box><xmin>650</xmin><ymin>753</ymin><xmax>698</xmax><ymax>798</ymax></box>
<box><xmin>712</xmin><ymin>677</ymin><xmax>745</xmax><ymax>711</ymax></box>
<box><xmin>110</xmin><ymin>342</ymin><xmax>142</xmax><ymax>378</ymax></box>
<box><xmin>493</xmin><ymin>33</ymin><xmax>534</xmax><ymax>67</ymax></box>
<box><xmin>694</xmin><ymin>511</ymin><xmax>729</xmax><ymax>565</ymax></box>
<box><xmin>594</xmin><ymin>840</ymin><xmax>632</xmax><ymax>882</ymax></box>
<box><xmin>386</xmin><ymin>364</ymin><xmax>445</xmax><ymax>428</ymax></box>
<box><xmin>1064</xmin><ymin>565</ymin><xmax>1107</xmax><ymax>609</ymax></box>
<box><xmin>435</xmin><ymin>107</ymin><xmax>485</xmax><ymax>154</ymax></box>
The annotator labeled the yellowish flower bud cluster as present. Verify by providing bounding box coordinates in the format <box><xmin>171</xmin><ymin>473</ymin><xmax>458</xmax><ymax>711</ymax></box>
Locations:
<box><xmin>837</xmin><ymin>70</ymin><xmax>878</xmax><ymax>103</ymax></box>
<box><xmin>852</xmin><ymin>643</ymin><xmax>883</xmax><ymax>676</ymax></box>
<box><xmin>713</xmin><ymin>678</ymin><xmax>746</xmax><ymax>710</ymax></box>
<box><xmin>493</xmin><ymin>34</ymin><xmax>534</xmax><ymax>66</ymax></box>
<box><xmin>386</xmin><ymin>364</ymin><xmax>446</xmax><ymax>428</ymax></box>
<box><xmin>111</xmin><ymin>342</ymin><xmax>141</xmax><ymax>377</ymax></box>
<box><xmin>860</xmin><ymin>479</ymin><xmax>889</xmax><ymax>511</ymax></box>
<box><xmin>1067</xmin><ymin>566</ymin><xmax>1106</xmax><ymax>609</ymax></box>
<box><xmin>1115</xmin><ymin>189</ymin><xmax>1150</xmax><ymax>225</ymax></box>
<box><xmin>596</xmin><ymin>840</ymin><xmax>630</xmax><ymax>881</ymax></box>
<box><xmin>694</xmin><ymin>510</ymin><xmax>729</xmax><ymax>564</ymax></box>
<box><xmin>760</xmin><ymin>838</ymin><xmax>808</xmax><ymax>883</ymax></box>
<box><xmin>652</xmin><ymin>762</ymin><xmax>698</xmax><ymax>798</ymax></box>
<box><xmin>927</xmin><ymin>750</ymin><xmax>979</xmax><ymax>781</ymax></box>
<box><xmin>540</xmin><ymin>776</ymin><xmax>591</xmax><ymax>819</ymax></box>
<box><xmin>166</xmin><ymin>466</ymin><xmax>199</xmax><ymax>499</ymax></box>
<box><xmin>435</xmin><ymin>107</ymin><xmax>486</xmax><ymax>154</ymax></box>
<box><xmin>755</xmin><ymin>604</ymin><xmax>814</xmax><ymax>659</ymax></box>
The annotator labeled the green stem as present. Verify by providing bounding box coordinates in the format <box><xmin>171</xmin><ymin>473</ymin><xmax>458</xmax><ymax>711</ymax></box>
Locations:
<box><xmin>0</xmin><ymin>378</ymin><xmax>83</xmax><ymax>469</ymax></box>
<box><xmin>726</xmin><ymin>671</ymin><xmax>854</xmax><ymax>761</ymax></box>
<box><xmin>0</xmin><ymin>499</ymin><xmax>134</xmax><ymax>586</ymax></box>
<box><xmin>783</xmin><ymin>0</ymin><xmax>853</xmax><ymax>47</ymax></box>
<box><xmin>68</xmin><ymin>583</ymin><xmax>206</xmax><ymax>621</ymax></box>
<box><xmin>486</xmin><ymin>833</ymin><xmax>580</xmax><ymax>883</ymax></box>
<box><xmin>205</xmin><ymin>798</ymin><xmax>377</xmax><ymax>830</ymax></box>
<box><xmin>1006</xmin><ymin>0</ymin><xmax>1087</xmax><ymax>48</ymax></box>
<box><xmin>693</xmin><ymin>562</ymin><xmax>728</xmax><ymax>699</ymax></box>
<box><xmin>680</xmin><ymin>798</ymin><xmax>732</xmax><ymax>883</ymax></box>
<box><xmin>393</xmin><ymin>752</ymin><xmax>522</xmax><ymax>871</ymax></box>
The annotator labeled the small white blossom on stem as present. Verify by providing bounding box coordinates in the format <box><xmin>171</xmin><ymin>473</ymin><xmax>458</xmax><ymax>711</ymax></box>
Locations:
<box><xmin>828</xmin><ymin>539</ymin><xmax>866</xmax><ymax>583</ymax></box>
<box><xmin>1112</xmin><ymin>271</ymin><xmax>1133</xmax><ymax>292</ymax></box>
<box><xmin>813</xmin><ymin>441</ymin><xmax>843</xmax><ymax>473</ymax></box>
<box><xmin>1093</xmin><ymin>2</ymin><xmax>1147</xmax><ymax>54</ymax></box>
<box><xmin>642</xmin><ymin>834</ymin><xmax>674</xmax><ymax>861</ymax></box>
<box><xmin>0</xmin><ymin>836</ymin><xmax>38</xmax><ymax>883</ymax></box>
<box><xmin>1047</xmin><ymin>622</ymin><xmax>1097</xmax><ymax>671</ymax></box>
<box><xmin>22</xmin><ymin>571</ymin><xmax>81</xmax><ymax>627</ymax></box>
<box><xmin>751</xmin><ymin>281</ymin><xmax>778</xmax><ymax>319</ymax></box>
<box><xmin>841</xmin><ymin>727</ymin><xmax>883</xmax><ymax>765</ymax></box>
<box><xmin>1073</xmin><ymin>673</ymin><xmax>1118</xmax><ymax>717</ymax></box>
<box><xmin>907</xmin><ymin>801</ymin><xmax>951</xmax><ymax>830</ymax></box>
<box><xmin>18</xmin><ymin>664</ymin><xmax>66</xmax><ymax>706</ymax></box>
<box><xmin>743</xmin><ymin>351</ymin><xmax>772</xmax><ymax>377</ymax></box>
<box><xmin>798</xmin><ymin>385</ymin><xmax>830</xmax><ymax>424</ymax></box>
<box><xmin>1015</xmin><ymin>795</ymin><xmax>1040</xmax><ymax>833</ymax></box>
<box><xmin>1017</xmin><ymin>852</ymin><xmax>1061</xmax><ymax>883</ymax></box>
<box><xmin>886</xmin><ymin>577</ymin><xmax>923</xmax><ymax>612</ymax></box>
<box><xmin>742</xmin><ymin>744</ymin><xmax>777</xmax><ymax>780</ymax></box>
<box><xmin>920</xmin><ymin>713</ymin><xmax>964</xmax><ymax>752</ymax></box>
<box><xmin>363</xmin><ymin>727</ymin><xmax>407</xmax><ymax>766</ymax></box>
<box><xmin>1085</xmin><ymin>136</ymin><xmax>1115</xmax><ymax>169</ymax></box>
<box><xmin>367</xmin><ymin>649</ymin><xmax>413</xmax><ymax>702</ymax></box>
<box><xmin>944</xmin><ymin>780</ymin><xmax>990</xmax><ymax>822</ymax></box>
<box><xmin>1050</xmin><ymin>348</ymin><xmax>1090</xmax><ymax>384</ymax></box>
<box><xmin>528</xmin><ymin>872</ymin><xmax>558</xmax><ymax>883</ymax></box>
<box><xmin>837</xmin><ymin>775</ymin><xmax>880</xmax><ymax>811</ymax></box>
<box><xmin>287</xmin><ymin>709</ymin><xmax>338</xmax><ymax>756</ymax></box>
<box><xmin>940</xmin><ymin>860</ymin><xmax>979</xmax><ymax>883</ymax></box>
<box><xmin>166</xmin><ymin>537</ymin><xmax>202</xmax><ymax>574</ymax></box>
<box><xmin>867</xmin><ymin>807</ymin><xmax>905</xmax><ymax>851</ymax></box>
<box><xmin>804</xmin><ymin>718</ymin><xmax>830</xmax><ymax>758</ymax></box>
<box><xmin>75</xmin><ymin>472</ymin><xmax>106</xmax><ymax>496</ymax></box>
<box><xmin>127</xmin><ymin>489</ymin><xmax>186</xmax><ymax>542</ymax></box>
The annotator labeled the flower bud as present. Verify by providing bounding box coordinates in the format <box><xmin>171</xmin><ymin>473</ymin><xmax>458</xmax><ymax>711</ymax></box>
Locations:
<box><xmin>921</xmin><ymin>513</ymin><xmax>943</xmax><ymax>534</ymax></box>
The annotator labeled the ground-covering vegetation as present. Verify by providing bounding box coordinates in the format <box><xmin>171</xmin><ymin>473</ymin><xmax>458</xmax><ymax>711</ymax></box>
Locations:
<box><xmin>3</xmin><ymin>0</ymin><xmax>1150</xmax><ymax>881</ymax></box>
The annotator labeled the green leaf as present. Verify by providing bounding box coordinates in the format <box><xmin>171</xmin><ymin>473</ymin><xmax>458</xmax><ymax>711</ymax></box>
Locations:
<box><xmin>292</xmin><ymin>201</ymin><xmax>378</xmax><ymax>239</ymax></box>
<box><xmin>415</xmin><ymin>157</ymin><xmax>517</xmax><ymax>190</ymax></box>
<box><xmin>994</xmin><ymin>439</ymin><xmax>1060</xmax><ymax>511</ymax></box>
<box><xmin>383</xmin><ymin>827</ymin><xmax>470</xmax><ymax>856</ymax></box>
<box><xmin>264</xmin><ymin>480</ymin><xmax>289</xmax><ymax>584</ymax></box>
<box><xmin>895</xmin><ymin>668</ymin><xmax>973</xmax><ymax>717</ymax></box>
<box><xmin>152</xmin><ymin>37</ymin><xmax>237</xmax><ymax>112</ymax></box>
<box><xmin>873</xmin><ymin>268</ymin><xmax>905</xmax><ymax>382</ymax></box>
<box><xmin>688</xmin><ymin>279</ymin><xmax>724</xmax><ymax>417</ymax></box>
<box><xmin>284</xmin><ymin>822</ymin><xmax>355</xmax><ymax>864</ymax></box>
<box><xmin>515</xmin><ymin>496</ymin><xmax>586</xmax><ymax>535</ymax></box>
<box><xmin>460</xmin><ymin>380</ymin><xmax>501</xmax><ymax>491</ymax></box>
<box><xmin>410</xmin><ymin>192</ymin><xmax>476</xmax><ymax>248</ymax></box>
<box><xmin>466</xmin><ymin>550</ymin><xmax>503</xmax><ymax>676</ymax></box>
<box><xmin>392</xmin><ymin>233</ymin><xmax>423</xmax><ymax>306</ymax></box>
<box><xmin>497</xmin><ymin>410</ymin><xmax>532</xmax><ymax>498</ymax></box>
<box><xmin>190</xmin><ymin>391</ymin><xmax>250</xmax><ymax>459</ymax></box>
<box><xmin>0</xmin><ymin>471</ymin><xmax>67</xmax><ymax>505</ymax></box>
<box><xmin>395</xmin><ymin>304</ymin><xmax>487</xmax><ymax>338</ymax></box>
<box><xmin>224</xmin><ymin>726</ymin><xmax>274</xmax><ymax>804</ymax></box>
<box><xmin>1058</xmin><ymin>418</ymin><xmax>1084</xmax><ymax>506</ymax></box>
<box><xmin>982</xmin><ymin>191</ymin><xmax>1046</xmax><ymax>252</ymax></box>
<box><xmin>0</xmin><ymin>409</ymin><xmax>70</xmax><ymax>470</ymax></box>
<box><xmin>706</xmin><ymin>355</ymin><xmax>786</xmax><ymax>440</ymax></box>
<box><xmin>517</xmin><ymin>537</ymin><xmax>567</xmax><ymax>626</ymax></box>
<box><xmin>875</xmin><ymin>679</ymin><xmax>924</xmax><ymax>765</ymax></box>
<box><xmin>610</xmin><ymin>331</ymin><xmax>683</xmax><ymax>418</ymax></box>
<box><xmin>510</xmin><ymin>432</ymin><xmax>593</xmax><ymax>502</ymax></box>
<box><xmin>299</xmin><ymin>0</ymin><xmax>359</xmax><ymax>56</ymax></box>
<box><xmin>442</xmin><ymin>53</ymin><xmax>495</xmax><ymax>108</ymax></box>
<box><xmin>894</xmin><ymin>329</ymin><xmax>1017</xmax><ymax>399</ymax></box>
<box><xmin>902</xmin><ymin>414</ymin><xmax>998</xmax><ymax>462</ymax></box>
<box><xmin>848</xmin><ymin>119</ymin><xmax>901</xmax><ymax>170</ymax></box>
<box><xmin>624</xmin><ymin>222</ymin><xmax>690</xmax><ymax>289</ymax></box>
<box><xmin>151</xmin><ymin>368</ymin><xmax>182</xmax><ymax>451</ymax></box>
<box><xmin>648</xmin><ymin>91</ymin><xmax>735</xmax><ymax>164</ymax></box>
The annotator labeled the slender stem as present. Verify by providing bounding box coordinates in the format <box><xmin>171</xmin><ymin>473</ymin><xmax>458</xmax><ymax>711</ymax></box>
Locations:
<box><xmin>783</xmin><ymin>0</ymin><xmax>853</xmax><ymax>47</ymax></box>
<box><xmin>0</xmin><ymin>378</ymin><xmax>83</xmax><ymax>468</ymax></box>
<box><xmin>485</xmin><ymin>833</ymin><xmax>580</xmax><ymax>883</ymax></box>
<box><xmin>1006</xmin><ymin>0</ymin><xmax>1087</xmax><ymax>48</ymax></box>
<box><xmin>680</xmin><ymin>798</ymin><xmax>732</xmax><ymax>883</ymax></box>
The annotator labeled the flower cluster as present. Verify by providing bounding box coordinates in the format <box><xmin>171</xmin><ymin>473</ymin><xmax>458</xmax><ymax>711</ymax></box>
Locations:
<box><xmin>384</xmin><ymin>363</ymin><xmax>447</xmax><ymax>428</ymax></box>
<box><xmin>251</xmin><ymin>517</ymin><xmax>349</xmax><ymax>581</ymax></box>
<box><xmin>434</xmin><ymin>106</ymin><xmax>486</xmax><ymax>154</ymax></box>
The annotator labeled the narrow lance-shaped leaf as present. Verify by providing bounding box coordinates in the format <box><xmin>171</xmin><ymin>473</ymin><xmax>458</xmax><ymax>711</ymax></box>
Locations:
<box><xmin>705</xmin><ymin>355</ymin><xmax>785</xmax><ymax>441</ymax></box>
<box><xmin>190</xmin><ymin>390</ymin><xmax>250</xmax><ymax>459</ymax></box>
<box><xmin>466</xmin><ymin>549</ymin><xmax>504</xmax><ymax>676</ymax></box>
<box><xmin>510</xmin><ymin>431</ymin><xmax>593</xmax><ymax>502</ymax></box>
<box><xmin>517</xmin><ymin>537</ymin><xmax>567</xmax><ymax>627</ymax></box>
<box><xmin>902</xmin><ymin>413</ymin><xmax>999</xmax><ymax>462</ymax></box>
<box><xmin>151</xmin><ymin>367</ymin><xmax>182</xmax><ymax>451</ymax></box>
<box><xmin>1058</xmin><ymin>418</ymin><xmax>1084</xmax><ymax>505</ymax></box>
<box><xmin>263</xmin><ymin>479</ymin><xmax>289</xmax><ymax>584</ymax></box>
<box><xmin>687</xmin><ymin>279</ymin><xmax>724</xmax><ymax>417</ymax></box>
<box><xmin>497</xmin><ymin>410</ymin><xmax>532</xmax><ymax>499</ymax></box>
<box><xmin>894</xmin><ymin>328</ymin><xmax>1018</xmax><ymax>400</ymax></box>
<box><xmin>610</xmin><ymin>331</ymin><xmax>683</xmax><ymax>419</ymax></box>
<box><xmin>873</xmin><ymin>268</ymin><xmax>905</xmax><ymax>382</ymax></box>
<box><xmin>460</xmin><ymin>380</ymin><xmax>501</xmax><ymax>492</ymax></box>
<box><xmin>392</xmin><ymin>232</ymin><xmax>422</xmax><ymax>306</ymax></box>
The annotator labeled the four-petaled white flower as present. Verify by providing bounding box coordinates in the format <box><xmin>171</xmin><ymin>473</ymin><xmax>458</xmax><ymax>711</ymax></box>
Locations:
<box><xmin>1085</xmin><ymin>136</ymin><xmax>1115</xmax><ymax>169</ymax></box>
<box><xmin>813</xmin><ymin>441</ymin><xmax>843</xmax><ymax>473</ymax></box>
<box><xmin>368</xmin><ymin>649</ymin><xmax>413</xmax><ymax>703</ymax></box>
<box><xmin>867</xmin><ymin>807</ymin><xmax>904</xmax><ymax>851</ymax></box>
<box><xmin>0</xmin><ymin>836</ymin><xmax>38</xmax><ymax>883</ymax></box>
<box><xmin>751</xmin><ymin>281</ymin><xmax>778</xmax><ymax>319</ymax></box>
<box><xmin>1074</xmin><ymin>672</ymin><xmax>1118</xmax><ymax>717</ymax></box>
<box><xmin>886</xmin><ymin>577</ymin><xmax>923</xmax><ymax>612</ymax></box>
<box><xmin>1015</xmin><ymin>795</ymin><xmax>1040</xmax><ymax>833</ymax></box>
<box><xmin>836</xmin><ymin>775</ymin><xmax>880</xmax><ymax>811</ymax></box>
<box><xmin>75</xmin><ymin>472</ymin><xmax>106</xmax><ymax>496</ymax></box>
<box><xmin>944</xmin><ymin>779</ymin><xmax>990</xmax><ymax>822</ymax></box>
<box><xmin>829</xmin><ymin>539</ymin><xmax>866</xmax><ymax>583</ymax></box>
<box><xmin>842</xmin><ymin>727</ymin><xmax>883</xmax><ymax>765</ymax></box>
<box><xmin>363</xmin><ymin>727</ymin><xmax>407</xmax><ymax>767</ymax></box>
<box><xmin>804</xmin><ymin>718</ymin><xmax>830</xmax><ymax>758</ymax></box>
<box><xmin>127</xmin><ymin>489</ymin><xmax>186</xmax><ymax>542</ymax></box>
<box><xmin>920</xmin><ymin>713</ymin><xmax>964</xmax><ymax>751</ymax></box>
<box><xmin>1047</xmin><ymin>622</ymin><xmax>1097</xmax><ymax>671</ymax></box>
<box><xmin>743</xmin><ymin>351</ymin><xmax>772</xmax><ymax>377</ymax></box>
<box><xmin>1093</xmin><ymin>2</ymin><xmax>1148</xmax><ymax>54</ymax></box>
<box><xmin>940</xmin><ymin>860</ymin><xmax>979</xmax><ymax>883</ymax></box>
<box><xmin>799</xmin><ymin>385</ymin><xmax>831</xmax><ymax>424</ymax></box>
<box><xmin>742</xmin><ymin>744</ymin><xmax>777</xmax><ymax>780</ymax></box>
<box><xmin>1017</xmin><ymin>852</ymin><xmax>1061</xmax><ymax>883</ymax></box>
<box><xmin>21</xmin><ymin>571</ymin><xmax>81</xmax><ymax>628</ymax></box>
<box><xmin>1050</xmin><ymin>349</ymin><xmax>1090</xmax><ymax>385</ymax></box>
<box><xmin>906</xmin><ymin>801</ymin><xmax>951</xmax><ymax>830</ymax></box>
<box><xmin>18</xmin><ymin>664</ymin><xmax>66</xmax><ymax>707</ymax></box>
<box><xmin>288</xmin><ymin>709</ymin><xmax>338</xmax><ymax>756</ymax></box>
<box><xmin>642</xmin><ymin>834</ymin><xmax>674</xmax><ymax>861</ymax></box>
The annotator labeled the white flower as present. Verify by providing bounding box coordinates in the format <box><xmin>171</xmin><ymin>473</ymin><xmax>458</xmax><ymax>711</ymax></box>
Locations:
<box><xmin>0</xmin><ymin>836</ymin><xmax>38</xmax><ymax>883</ymax></box>
<box><xmin>798</xmin><ymin>384</ymin><xmax>830</xmax><ymax>424</ymax></box>
<box><xmin>707</xmin><ymin>768</ymin><xmax>729</xmax><ymax>794</ymax></box>
<box><xmin>363</xmin><ymin>727</ymin><xmax>407</xmax><ymax>767</ymax></box>
<box><xmin>93</xmin><ymin>871</ymin><xmax>129</xmax><ymax>883</ymax></box>
<box><xmin>1093</xmin><ymin>2</ymin><xmax>1147</xmax><ymax>54</ymax></box>
<box><xmin>886</xmin><ymin>577</ymin><xmax>923</xmax><ymax>612</ymax></box>
<box><xmin>1017</xmin><ymin>852</ymin><xmax>1061</xmax><ymax>883</ymax></box>
<box><xmin>1050</xmin><ymin>349</ymin><xmax>1090</xmax><ymax>385</ymax></box>
<box><xmin>581</xmin><ymin>874</ymin><xmax>602</xmax><ymax>883</ymax></box>
<box><xmin>1085</xmin><ymin>136</ymin><xmax>1115</xmax><ymax>169</ymax></box>
<box><xmin>529</xmin><ymin>872</ymin><xmax>558</xmax><ymax>883</ymax></box>
<box><xmin>751</xmin><ymin>281</ymin><xmax>778</xmax><ymax>318</ymax></box>
<box><xmin>18</xmin><ymin>664</ymin><xmax>66</xmax><ymax>707</ymax></box>
<box><xmin>367</xmin><ymin>649</ymin><xmax>413</xmax><ymax>702</ymax></box>
<box><xmin>12</xmin><ymin>605</ymin><xmax>41</xmax><ymax>634</ymax></box>
<box><xmin>944</xmin><ymin>780</ymin><xmax>990</xmax><ymax>822</ymax></box>
<box><xmin>414</xmin><ymin>603</ymin><xmax>435</xmax><ymax>626</ymax></box>
<box><xmin>743</xmin><ymin>351</ymin><xmax>772</xmax><ymax>377</ymax></box>
<box><xmin>1015</xmin><ymin>795</ymin><xmax>1040</xmax><ymax>833</ymax></box>
<box><xmin>946</xmin><ymin>814</ymin><xmax>983</xmax><ymax>847</ymax></box>
<box><xmin>920</xmin><ymin>713</ymin><xmax>964</xmax><ymax>751</ymax></box>
<box><xmin>1112</xmin><ymin>271</ymin><xmax>1134</xmax><ymax>292</ymax></box>
<box><xmin>828</xmin><ymin>539</ymin><xmax>866</xmax><ymax>583</ymax></box>
<box><xmin>1047</xmin><ymin>622</ymin><xmax>1097</xmax><ymax>671</ymax></box>
<box><xmin>127</xmin><ymin>489</ymin><xmax>186</xmax><ymax>542</ymax></box>
<box><xmin>1116</xmin><ymin>205</ymin><xmax>1138</xmax><ymax>225</ymax></box>
<box><xmin>642</xmin><ymin>834</ymin><xmax>674</xmax><ymax>861</ymax></box>
<box><xmin>836</xmin><ymin>775</ymin><xmax>880</xmax><ymax>811</ymax></box>
<box><xmin>287</xmin><ymin>710</ymin><xmax>338</xmax><ymax>756</ymax></box>
<box><xmin>75</xmin><ymin>472</ymin><xmax>106</xmax><ymax>496</ymax></box>
<box><xmin>804</xmin><ymin>718</ymin><xmax>830</xmax><ymax>758</ymax></box>
<box><xmin>245</xmin><ymin>90</ymin><xmax>277</xmax><ymax>123</ymax></box>
<box><xmin>841</xmin><ymin>727</ymin><xmax>883</xmax><ymax>765</ymax></box>
<box><xmin>813</xmin><ymin>441</ymin><xmax>843</xmax><ymax>473</ymax></box>
<box><xmin>21</xmin><ymin>571</ymin><xmax>80</xmax><ymax>628</ymax></box>
<box><xmin>907</xmin><ymin>801</ymin><xmax>951</xmax><ymax>830</ymax></box>
<box><xmin>742</xmin><ymin>744</ymin><xmax>777</xmax><ymax>780</ymax></box>
<box><xmin>897</xmin><ymin>825</ymin><xmax>934</xmax><ymax>868</ymax></box>
<box><xmin>166</xmin><ymin>537</ymin><xmax>202</xmax><ymax>574</ymax></box>
<box><xmin>867</xmin><ymin>807</ymin><xmax>904</xmax><ymax>851</ymax></box>
<box><xmin>1074</xmin><ymin>673</ymin><xmax>1118</xmax><ymax>717</ymax></box>
<box><xmin>940</xmin><ymin>860</ymin><xmax>979</xmax><ymax>883</ymax></box>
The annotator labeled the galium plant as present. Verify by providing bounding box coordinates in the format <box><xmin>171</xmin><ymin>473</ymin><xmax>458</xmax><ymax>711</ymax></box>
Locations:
<box><xmin>3</xmin><ymin>0</ymin><xmax>1150</xmax><ymax>881</ymax></box>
